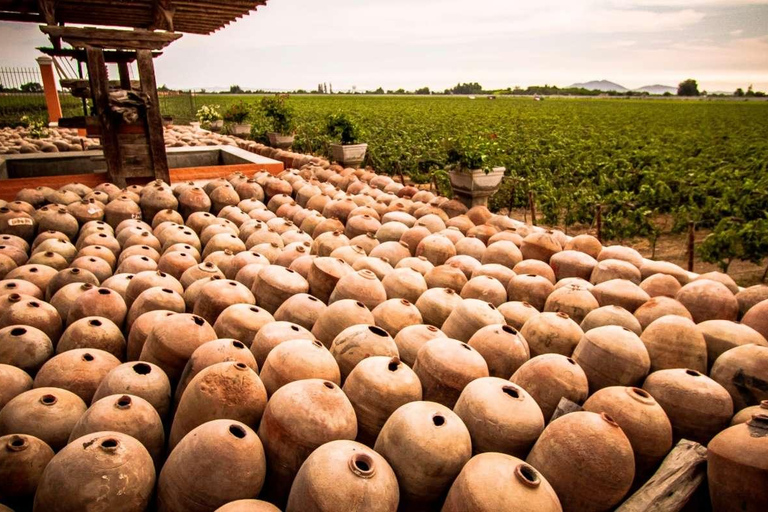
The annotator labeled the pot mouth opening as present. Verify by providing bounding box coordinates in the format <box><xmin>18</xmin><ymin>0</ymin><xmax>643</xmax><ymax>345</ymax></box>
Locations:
<box><xmin>7</xmin><ymin>435</ymin><xmax>28</xmax><ymax>451</ymax></box>
<box><xmin>502</xmin><ymin>325</ymin><xmax>517</xmax><ymax>335</ymax></box>
<box><xmin>502</xmin><ymin>385</ymin><xmax>522</xmax><ymax>400</ymax></box>
<box><xmin>349</xmin><ymin>453</ymin><xmax>376</xmax><ymax>479</ymax></box>
<box><xmin>600</xmin><ymin>412</ymin><xmax>619</xmax><ymax>428</ymax></box>
<box><xmin>355</xmin><ymin>301</ymin><xmax>366</xmax><ymax>308</ymax></box>
<box><xmin>40</xmin><ymin>394</ymin><xmax>57</xmax><ymax>406</ymax></box>
<box><xmin>192</xmin><ymin>315</ymin><xmax>205</xmax><ymax>326</ymax></box>
<box><xmin>100</xmin><ymin>438</ymin><xmax>119</xmax><ymax>452</ymax></box>
<box><xmin>323</xmin><ymin>381</ymin><xmax>335</xmax><ymax>390</ymax></box>
<box><xmin>233</xmin><ymin>341</ymin><xmax>246</xmax><ymax>349</ymax></box>
<box><xmin>369</xmin><ymin>325</ymin><xmax>388</xmax><ymax>337</ymax></box>
<box><xmin>229</xmin><ymin>424</ymin><xmax>247</xmax><ymax>439</ymax></box>
<box><xmin>89</xmin><ymin>319</ymin><xmax>103</xmax><ymax>327</ymax></box>
<box><xmin>133</xmin><ymin>363</ymin><xmax>151</xmax><ymax>375</ymax></box>
<box><xmin>566</xmin><ymin>357</ymin><xmax>576</xmax><ymax>365</ymax></box>
<box><xmin>82</xmin><ymin>353</ymin><xmax>95</xmax><ymax>362</ymax></box>
<box><xmin>388</xmin><ymin>357</ymin><xmax>401</xmax><ymax>372</ymax></box>
<box><xmin>97</xmin><ymin>288</ymin><xmax>111</xmax><ymax>295</ymax></box>
<box><xmin>685</xmin><ymin>369</ymin><xmax>702</xmax><ymax>377</ymax></box>
<box><xmin>515</xmin><ymin>463</ymin><xmax>541</xmax><ymax>488</ymax></box>
<box><xmin>10</xmin><ymin>327</ymin><xmax>26</xmax><ymax>336</ymax></box>
<box><xmin>115</xmin><ymin>396</ymin><xmax>132</xmax><ymax>409</ymax></box>
<box><xmin>432</xmin><ymin>413</ymin><xmax>446</xmax><ymax>427</ymax></box>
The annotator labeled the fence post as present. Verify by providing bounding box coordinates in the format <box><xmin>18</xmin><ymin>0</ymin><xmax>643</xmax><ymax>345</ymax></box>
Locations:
<box><xmin>36</xmin><ymin>56</ymin><xmax>62</xmax><ymax>124</ymax></box>
<box><xmin>507</xmin><ymin>179</ymin><xmax>516</xmax><ymax>218</ymax></box>
<box><xmin>687</xmin><ymin>221</ymin><xmax>695</xmax><ymax>272</ymax></box>
<box><xmin>528</xmin><ymin>190</ymin><xmax>537</xmax><ymax>226</ymax></box>
<box><xmin>596</xmin><ymin>204</ymin><xmax>603</xmax><ymax>243</ymax></box>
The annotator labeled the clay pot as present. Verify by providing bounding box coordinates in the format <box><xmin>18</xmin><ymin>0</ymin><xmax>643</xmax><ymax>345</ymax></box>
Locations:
<box><xmin>371</xmin><ymin>298</ymin><xmax>423</xmax><ymax>337</ymax></box>
<box><xmin>0</xmin><ymin>387</ymin><xmax>86</xmax><ymax>451</ymax></box>
<box><xmin>67</xmin><ymin>286</ymin><xmax>127</xmax><ymax>328</ymax></box>
<box><xmin>443</xmin><ymin>452</ymin><xmax>562</xmax><ymax>512</ymax></box>
<box><xmin>34</xmin><ymin>348</ymin><xmax>120</xmax><ymax>403</ymax></box>
<box><xmin>329</xmin><ymin>269</ymin><xmax>387</xmax><ymax>311</ymax></box>
<box><xmin>257</xmin><ymin>379</ymin><xmax>357</xmax><ymax>505</ymax></box>
<box><xmin>707</xmin><ymin>414</ymin><xmax>768</xmax><ymax>512</ymax></box>
<box><xmin>468</xmin><ymin>324</ymin><xmax>529</xmax><ymax>378</ymax></box>
<box><xmin>175</xmin><ymin>339</ymin><xmax>259</xmax><ymax>406</ymax></box>
<box><xmin>572</xmin><ymin>325</ymin><xmax>651</xmax><ymax>391</ymax></box>
<box><xmin>590</xmin><ymin>278</ymin><xmax>650</xmax><ymax>313</ymax></box>
<box><xmin>0</xmin><ymin>363</ymin><xmax>32</xmax><ymax>411</ymax></box>
<box><xmin>0</xmin><ymin>293</ymin><xmax>62</xmax><ymax>346</ymax></box>
<box><xmin>698</xmin><ymin>320</ymin><xmax>768</xmax><ymax>370</ymax></box>
<box><xmin>0</xmin><ymin>325</ymin><xmax>53</xmax><ymax>374</ymax></box>
<box><xmin>544</xmin><ymin>283</ymin><xmax>600</xmax><ymax>324</ymax></box>
<box><xmin>69</xmin><ymin>394</ymin><xmax>164</xmax><ymax>464</ymax></box>
<box><xmin>260</xmin><ymin>338</ymin><xmax>341</xmax><ymax>396</ymax></box>
<box><xmin>139</xmin><ymin>313</ymin><xmax>218</xmax><ymax>383</ymax></box>
<box><xmin>676</xmin><ymin>279</ymin><xmax>738</xmax><ymax>323</ymax></box>
<box><xmin>424</xmin><ymin>262</ymin><xmax>467</xmax><ymax>292</ymax></box>
<box><xmin>454</xmin><ymin>377</ymin><xmax>543</xmax><ymax>457</ymax></box>
<box><xmin>215</xmin><ymin>500</ymin><xmax>280</xmax><ymax>512</ymax></box>
<box><xmin>641</xmin><ymin>260</ymin><xmax>691</xmax><ymax>284</ymax></box>
<box><xmin>252</xmin><ymin>265</ymin><xmax>309</xmax><ymax>314</ymax></box>
<box><xmin>212</xmin><ymin>304</ymin><xmax>273</xmax><ymax>345</ymax></box>
<box><xmin>104</xmin><ymin>196</ymin><xmax>142</xmax><ymax>228</ymax></box>
<box><xmin>0</xmin><ymin>433</ymin><xmax>54</xmax><ymax>504</ymax></box>
<box><xmin>93</xmin><ymin>361</ymin><xmax>172</xmax><ymax>420</ymax></box>
<box><xmin>179</xmin><ymin>187</ymin><xmax>212</xmax><ymax>218</ymax></box>
<box><xmin>251</xmin><ymin>321</ymin><xmax>315</xmax><ymax>368</ymax></box>
<box><xmin>742</xmin><ymin>299</ymin><xmax>768</xmax><ymax>340</ymax></box>
<box><xmin>0</xmin><ymin>279</ymin><xmax>43</xmax><ymax>300</ymax></box>
<box><xmin>710</xmin><ymin>344</ymin><xmax>768</xmax><ymax>411</ymax></box>
<box><xmin>180</xmin><ymin>261</ymin><xmax>224</xmax><ymax>288</ymax></box>
<box><xmin>307</xmin><ymin>256</ymin><xmax>354</xmax><ymax>303</ymax></box>
<box><xmin>341</xmin><ymin>356</ymin><xmax>422</xmax><ymax>446</ymax></box>
<box><xmin>170</xmin><ymin>362</ymin><xmax>267</xmax><ymax>450</ymax></box>
<box><xmin>510</xmin><ymin>354</ymin><xmax>589</xmax><ymax>421</ymax></box>
<box><xmin>193</xmin><ymin>279</ymin><xmax>255</xmax><ymax>326</ymax></box>
<box><xmin>34</xmin><ymin>431</ymin><xmax>155</xmax><ymax>512</ymax></box>
<box><xmin>520</xmin><ymin>231</ymin><xmax>562</xmax><ymax>263</ymax></box>
<box><xmin>563</xmin><ymin>234</ymin><xmax>602</xmax><ymax>258</ymax></box>
<box><xmin>57</xmin><ymin>316</ymin><xmax>125</xmax><ymax>359</ymax></box>
<box><xmin>330</xmin><ymin>324</ymin><xmax>399</xmax><ymax>382</ymax></box>
<box><xmin>127</xmin><ymin>286</ymin><xmax>186</xmax><ymax>328</ymax></box>
<box><xmin>640</xmin><ymin>315</ymin><xmax>707</xmax><ymax>373</ymax></box>
<box><xmin>159</xmin><ymin>420</ymin><xmax>266</xmax><ymax>512</ymax></box>
<box><xmin>507</xmin><ymin>274</ymin><xmax>554</xmax><ymax>311</ymax></box>
<box><xmin>642</xmin><ymin>368</ymin><xmax>733</xmax><ymax>444</ymax></box>
<box><xmin>413</xmin><ymin>338</ymin><xmax>489</xmax><ymax>408</ymax></box>
<box><xmin>272</xmin><ymin>293</ymin><xmax>326</xmax><ymax>332</ymax></box>
<box><xmin>497</xmin><ymin>301</ymin><xmax>539</xmax><ymax>330</ymax></box>
<box><xmin>158</xmin><ymin>251</ymin><xmax>200</xmax><ymax>281</ymax></box>
<box><xmin>0</xmin><ymin>207</ymin><xmax>36</xmax><ymax>241</ymax></box>
<box><xmin>390</xmin><ymin>324</ymin><xmax>444</xmax><ymax>367</ymax></box>
<box><xmin>311</xmin><ymin>299</ymin><xmax>375</xmax><ymax>348</ymax></box>
<box><xmin>640</xmin><ymin>273</ymin><xmax>681</xmax><ymax>298</ymax></box>
<box><xmin>126</xmin><ymin>310</ymin><xmax>175</xmax><ymax>360</ymax></box>
<box><xmin>45</xmin><ymin>268</ymin><xmax>99</xmax><ymax>301</ymax></box>
<box><xmin>441</xmin><ymin>298</ymin><xmax>505</xmax><ymax>343</ymax></box>
<box><xmin>633</xmin><ymin>296</ymin><xmax>692</xmax><ymax>330</ymax></box>
<box><xmin>737</xmin><ymin>286</ymin><xmax>768</xmax><ymax>318</ymax></box>
<box><xmin>520</xmin><ymin>312</ymin><xmax>583</xmax><ymax>358</ymax></box>
<box><xmin>415</xmin><ymin>234</ymin><xmax>457</xmax><ymax>266</ymax></box>
<box><xmin>374</xmin><ymin>401</ymin><xmax>471</xmax><ymax>508</ymax></box>
<box><xmin>580</xmin><ymin>305</ymin><xmax>642</xmax><ymax>335</ymax></box>
<box><xmin>550</xmin><ymin>250</ymin><xmax>597</xmax><ymax>281</ymax></box>
<box><xmin>732</xmin><ymin>401</ymin><xmax>768</xmax><ymax>425</ymax></box>
<box><xmin>381</xmin><ymin>267</ymin><xmax>428</xmax><ymax>304</ymax></box>
<box><xmin>526</xmin><ymin>411</ymin><xmax>635</xmax><ymax>512</ymax></box>
<box><xmin>460</xmin><ymin>275</ymin><xmax>507</xmax><ymax>307</ymax></box>
<box><xmin>591</xmin><ymin>258</ymin><xmax>642</xmax><ymax>285</ymax></box>
<box><xmin>412</xmin><ymin>288</ymin><xmax>459</xmax><ymax>327</ymax></box>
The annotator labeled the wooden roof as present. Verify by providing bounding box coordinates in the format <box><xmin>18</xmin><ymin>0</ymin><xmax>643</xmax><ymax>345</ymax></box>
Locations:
<box><xmin>0</xmin><ymin>0</ymin><xmax>269</xmax><ymax>35</ymax></box>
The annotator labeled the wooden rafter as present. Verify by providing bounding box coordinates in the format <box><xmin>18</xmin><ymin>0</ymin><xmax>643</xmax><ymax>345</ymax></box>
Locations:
<box><xmin>151</xmin><ymin>0</ymin><xmax>175</xmax><ymax>31</ymax></box>
<box><xmin>40</xmin><ymin>25</ymin><xmax>182</xmax><ymax>50</ymax></box>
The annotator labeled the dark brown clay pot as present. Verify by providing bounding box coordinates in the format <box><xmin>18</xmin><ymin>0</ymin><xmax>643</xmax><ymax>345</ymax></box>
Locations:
<box><xmin>510</xmin><ymin>354</ymin><xmax>589</xmax><ymax>421</ymax></box>
<box><xmin>260</xmin><ymin>339</ymin><xmax>340</xmax><ymax>396</ymax></box>
<box><xmin>710</xmin><ymin>344</ymin><xmax>768</xmax><ymax>411</ymax></box>
<box><xmin>34</xmin><ymin>348</ymin><xmax>120</xmax><ymax>403</ymax></box>
<box><xmin>311</xmin><ymin>300</ymin><xmax>375</xmax><ymax>348</ymax></box>
<box><xmin>170</xmin><ymin>362</ymin><xmax>267</xmax><ymax>450</ymax></box>
<box><xmin>526</xmin><ymin>411</ymin><xmax>635</xmax><ymax>512</ymax></box>
<box><xmin>676</xmin><ymin>279</ymin><xmax>738</xmax><ymax>323</ymax></box>
<box><xmin>126</xmin><ymin>310</ymin><xmax>176</xmax><ymax>361</ymax></box>
<box><xmin>640</xmin><ymin>315</ymin><xmax>707</xmax><ymax>373</ymax></box>
<box><xmin>34</xmin><ymin>431</ymin><xmax>155</xmax><ymax>512</ymax></box>
<box><xmin>69</xmin><ymin>394</ymin><xmax>164</xmax><ymax>465</ymax></box>
<box><xmin>93</xmin><ymin>361</ymin><xmax>172</xmax><ymax>420</ymax></box>
<box><xmin>67</xmin><ymin>286</ymin><xmax>127</xmax><ymax>328</ymax></box>
<box><xmin>286</xmin><ymin>439</ymin><xmax>399</xmax><ymax>512</ymax></box>
<box><xmin>454</xmin><ymin>377</ymin><xmax>544</xmax><ymax>458</ymax></box>
<box><xmin>707</xmin><ymin>414</ymin><xmax>768</xmax><ymax>512</ymax></box>
<box><xmin>413</xmin><ymin>338</ymin><xmax>489</xmax><ymax>408</ymax></box>
<box><xmin>159</xmin><ymin>419</ymin><xmax>266</xmax><ymax>512</ymax></box>
<box><xmin>0</xmin><ymin>293</ymin><xmax>62</xmax><ymax>346</ymax></box>
<box><xmin>330</xmin><ymin>324</ymin><xmax>399</xmax><ymax>382</ymax></box>
<box><xmin>520</xmin><ymin>311</ymin><xmax>583</xmax><ymax>358</ymax></box>
<box><xmin>57</xmin><ymin>316</ymin><xmax>125</xmax><ymax>360</ymax></box>
<box><xmin>374</xmin><ymin>401</ymin><xmax>471</xmax><ymax>509</ymax></box>
<box><xmin>468</xmin><ymin>324</ymin><xmax>529</xmax><ymax>378</ymax></box>
<box><xmin>572</xmin><ymin>325</ymin><xmax>651</xmax><ymax>391</ymax></box>
<box><xmin>443</xmin><ymin>452</ymin><xmax>562</xmax><ymax>512</ymax></box>
<box><xmin>580</xmin><ymin>304</ymin><xmax>642</xmax><ymax>335</ymax></box>
<box><xmin>257</xmin><ymin>379</ymin><xmax>357</xmax><ymax>506</ymax></box>
<box><xmin>0</xmin><ymin>433</ymin><xmax>54</xmax><ymax>504</ymax></box>
<box><xmin>642</xmin><ymin>368</ymin><xmax>733</xmax><ymax>444</ymax></box>
<box><xmin>0</xmin><ymin>387</ymin><xmax>86</xmax><ymax>451</ymax></box>
<box><xmin>0</xmin><ymin>325</ymin><xmax>53</xmax><ymax>374</ymax></box>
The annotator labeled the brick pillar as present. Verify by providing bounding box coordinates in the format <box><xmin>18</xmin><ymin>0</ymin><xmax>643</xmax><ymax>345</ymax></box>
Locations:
<box><xmin>36</xmin><ymin>55</ymin><xmax>62</xmax><ymax>124</ymax></box>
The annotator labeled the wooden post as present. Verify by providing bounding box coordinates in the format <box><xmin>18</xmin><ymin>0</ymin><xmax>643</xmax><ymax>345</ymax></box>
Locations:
<box><xmin>687</xmin><ymin>221</ymin><xmax>695</xmax><ymax>272</ymax></box>
<box><xmin>117</xmin><ymin>60</ymin><xmax>131</xmax><ymax>90</ymax></box>
<box><xmin>549</xmin><ymin>397</ymin><xmax>583</xmax><ymax>423</ymax></box>
<box><xmin>86</xmin><ymin>46</ymin><xmax>123</xmax><ymax>186</ymax></box>
<box><xmin>616</xmin><ymin>440</ymin><xmax>707</xmax><ymax>512</ymax></box>
<box><xmin>528</xmin><ymin>190</ymin><xmax>537</xmax><ymax>226</ymax></box>
<box><xmin>507</xmin><ymin>179</ymin><xmax>516</xmax><ymax>218</ymax></box>
<box><xmin>596</xmin><ymin>204</ymin><xmax>603</xmax><ymax>243</ymax></box>
<box><xmin>136</xmin><ymin>49</ymin><xmax>170</xmax><ymax>184</ymax></box>
<box><xmin>35</xmin><ymin>55</ymin><xmax>62</xmax><ymax>123</ymax></box>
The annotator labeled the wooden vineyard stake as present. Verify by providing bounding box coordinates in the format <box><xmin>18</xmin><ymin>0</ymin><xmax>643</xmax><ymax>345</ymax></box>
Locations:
<box><xmin>528</xmin><ymin>190</ymin><xmax>537</xmax><ymax>226</ymax></box>
<box><xmin>596</xmin><ymin>204</ymin><xmax>603</xmax><ymax>242</ymax></box>
<box><xmin>687</xmin><ymin>221</ymin><xmax>695</xmax><ymax>272</ymax></box>
<box><xmin>507</xmin><ymin>179</ymin><xmax>516</xmax><ymax>218</ymax></box>
<box><xmin>549</xmin><ymin>397</ymin><xmax>583</xmax><ymax>423</ymax></box>
<box><xmin>616</xmin><ymin>439</ymin><xmax>707</xmax><ymax>512</ymax></box>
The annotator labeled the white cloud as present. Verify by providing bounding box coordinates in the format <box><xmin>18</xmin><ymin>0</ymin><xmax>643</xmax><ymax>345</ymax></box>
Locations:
<box><xmin>730</xmin><ymin>29</ymin><xmax>745</xmax><ymax>35</ymax></box>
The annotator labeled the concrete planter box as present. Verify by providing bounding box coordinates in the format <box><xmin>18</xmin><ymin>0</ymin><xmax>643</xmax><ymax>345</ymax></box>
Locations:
<box><xmin>331</xmin><ymin>143</ymin><xmax>367</xmax><ymax>167</ymax></box>
<box><xmin>268</xmin><ymin>132</ymin><xmax>295</xmax><ymax>149</ymax></box>
<box><xmin>449</xmin><ymin>167</ymin><xmax>505</xmax><ymax>208</ymax></box>
<box><xmin>209</xmin><ymin>120</ymin><xmax>224</xmax><ymax>132</ymax></box>
<box><xmin>229</xmin><ymin>123</ymin><xmax>251</xmax><ymax>136</ymax></box>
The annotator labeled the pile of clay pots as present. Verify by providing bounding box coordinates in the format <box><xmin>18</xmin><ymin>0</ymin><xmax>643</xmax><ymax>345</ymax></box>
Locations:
<box><xmin>0</xmin><ymin>163</ymin><xmax>766</xmax><ymax>512</ymax></box>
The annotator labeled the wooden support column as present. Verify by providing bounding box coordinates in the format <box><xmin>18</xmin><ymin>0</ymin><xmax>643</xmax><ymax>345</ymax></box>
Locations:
<box><xmin>86</xmin><ymin>46</ymin><xmax>124</xmax><ymax>186</ymax></box>
<box><xmin>117</xmin><ymin>61</ymin><xmax>132</xmax><ymax>90</ymax></box>
<box><xmin>136</xmin><ymin>49</ymin><xmax>170</xmax><ymax>183</ymax></box>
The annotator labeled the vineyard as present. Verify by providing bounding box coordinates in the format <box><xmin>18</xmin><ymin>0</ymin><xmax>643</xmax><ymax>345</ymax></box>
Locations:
<box><xmin>194</xmin><ymin>95</ymin><xmax>768</xmax><ymax>277</ymax></box>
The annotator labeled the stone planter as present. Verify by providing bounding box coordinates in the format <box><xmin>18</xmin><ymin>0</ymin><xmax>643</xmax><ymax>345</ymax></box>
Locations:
<box><xmin>268</xmin><ymin>132</ymin><xmax>295</xmax><ymax>149</ymax></box>
<box><xmin>229</xmin><ymin>123</ymin><xmax>252</xmax><ymax>136</ymax></box>
<box><xmin>331</xmin><ymin>143</ymin><xmax>367</xmax><ymax>168</ymax></box>
<box><xmin>449</xmin><ymin>167</ymin><xmax>505</xmax><ymax>208</ymax></box>
<box><xmin>209</xmin><ymin>120</ymin><xmax>224</xmax><ymax>132</ymax></box>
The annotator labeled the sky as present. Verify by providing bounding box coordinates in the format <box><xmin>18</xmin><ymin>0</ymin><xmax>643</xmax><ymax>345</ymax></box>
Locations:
<box><xmin>1</xmin><ymin>0</ymin><xmax>767</xmax><ymax>93</ymax></box>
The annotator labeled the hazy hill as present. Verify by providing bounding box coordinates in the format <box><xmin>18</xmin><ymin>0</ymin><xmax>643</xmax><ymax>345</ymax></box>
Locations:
<box><xmin>634</xmin><ymin>84</ymin><xmax>677</xmax><ymax>95</ymax></box>
<box><xmin>569</xmin><ymin>80</ymin><xmax>628</xmax><ymax>92</ymax></box>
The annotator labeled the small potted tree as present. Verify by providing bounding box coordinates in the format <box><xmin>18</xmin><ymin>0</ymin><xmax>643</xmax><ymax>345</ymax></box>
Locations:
<box><xmin>262</xmin><ymin>95</ymin><xmax>295</xmax><ymax>149</ymax></box>
<box><xmin>445</xmin><ymin>135</ymin><xmax>505</xmax><ymax>207</ymax></box>
<box><xmin>326</xmin><ymin>113</ymin><xmax>367</xmax><ymax>167</ymax></box>
<box><xmin>223</xmin><ymin>101</ymin><xmax>251</xmax><ymax>136</ymax></box>
<box><xmin>196</xmin><ymin>104</ymin><xmax>222</xmax><ymax>131</ymax></box>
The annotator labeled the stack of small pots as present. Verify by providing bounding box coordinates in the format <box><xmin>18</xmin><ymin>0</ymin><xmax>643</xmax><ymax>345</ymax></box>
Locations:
<box><xmin>0</xmin><ymin>161</ymin><xmax>766</xmax><ymax>512</ymax></box>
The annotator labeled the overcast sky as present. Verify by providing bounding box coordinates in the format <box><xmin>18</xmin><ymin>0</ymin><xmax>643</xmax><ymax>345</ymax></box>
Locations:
<box><xmin>1</xmin><ymin>0</ymin><xmax>766</xmax><ymax>92</ymax></box>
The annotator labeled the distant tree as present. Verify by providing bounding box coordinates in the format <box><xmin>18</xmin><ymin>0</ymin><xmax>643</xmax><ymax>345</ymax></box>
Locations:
<box><xmin>229</xmin><ymin>84</ymin><xmax>244</xmax><ymax>94</ymax></box>
<box><xmin>395</xmin><ymin>88</ymin><xmax>406</xmax><ymax>94</ymax></box>
<box><xmin>295</xmin><ymin>89</ymin><xmax>307</xmax><ymax>94</ymax></box>
<box><xmin>451</xmin><ymin>82</ymin><xmax>483</xmax><ymax>95</ymax></box>
<box><xmin>330</xmin><ymin>83</ymin><xmax>333</xmax><ymax>94</ymax></box>
<box><xmin>677</xmin><ymin>79</ymin><xmax>700</xmax><ymax>97</ymax></box>
<box><xmin>199</xmin><ymin>88</ymin><xmax>207</xmax><ymax>94</ymax></box>
<box><xmin>663</xmin><ymin>91</ymin><xmax>673</xmax><ymax>96</ymax></box>
<box><xmin>20</xmin><ymin>82</ymin><xmax>43</xmax><ymax>93</ymax></box>
<box><xmin>415</xmin><ymin>87</ymin><xmax>430</xmax><ymax>95</ymax></box>
<box><xmin>734</xmin><ymin>88</ymin><xmax>745</xmax><ymax>97</ymax></box>
<box><xmin>158</xmin><ymin>84</ymin><xmax>170</xmax><ymax>92</ymax></box>
<box><xmin>746</xmin><ymin>84</ymin><xmax>755</xmax><ymax>97</ymax></box>
<box><xmin>373</xmin><ymin>87</ymin><xmax>384</xmax><ymax>94</ymax></box>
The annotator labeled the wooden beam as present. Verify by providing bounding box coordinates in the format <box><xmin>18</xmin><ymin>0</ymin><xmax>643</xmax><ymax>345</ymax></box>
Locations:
<box><xmin>37</xmin><ymin>47</ymin><xmax>163</xmax><ymax>63</ymax></box>
<box><xmin>550</xmin><ymin>397</ymin><xmax>584</xmax><ymax>423</ymax></box>
<box><xmin>41</xmin><ymin>25</ymin><xmax>182</xmax><ymax>50</ymax></box>
<box><xmin>86</xmin><ymin>46</ymin><xmax>124</xmax><ymax>187</ymax></box>
<box><xmin>0</xmin><ymin>11</ymin><xmax>43</xmax><ymax>22</ymax></box>
<box><xmin>117</xmin><ymin>61</ymin><xmax>132</xmax><ymax>90</ymax></box>
<box><xmin>37</xmin><ymin>0</ymin><xmax>56</xmax><ymax>24</ymax></box>
<box><xmin>151</xmin><ymin>0</ymin><xmax>175</xmax><ymax>31</ymax></box>
<box><xmin>136</xmin><ymin>49</ymin><xmax>170</xmax><ymax>184</ymax></box>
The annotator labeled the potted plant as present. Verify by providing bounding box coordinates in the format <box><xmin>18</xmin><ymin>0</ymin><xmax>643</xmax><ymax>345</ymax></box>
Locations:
<box><xmin>196</xmin><ymin>104</ymin><xmax>223</xmax><ymax>131</ymax></box>
<box><xmin>261</xmin><ymin>95</ymin><xmax>295</xmax><ymax>149</ymax></box>
<box><xmin>223</xmin><ymin>101</ymin><xmax>251</xmax><ymax>136</ymax></box>
<box><xmin>445</xmin><ymin>135</ymin><xmax>505</xmax><ymax>207</ymax></box>
<box><xmin>326</xmin><ymin>113</ymin><xmax>367</xmax><ymax>167</ymax></box>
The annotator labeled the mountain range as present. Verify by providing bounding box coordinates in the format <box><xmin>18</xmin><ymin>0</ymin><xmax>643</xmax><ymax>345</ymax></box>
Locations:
<box><xmin>569</xmin><ymin>80</ymin><xmax>676</xmax><ymax>94</ymax></box>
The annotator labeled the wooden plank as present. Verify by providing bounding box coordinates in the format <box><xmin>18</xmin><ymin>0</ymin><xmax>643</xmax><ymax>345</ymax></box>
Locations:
<box><xmin>86</xmin><ymin>46</ymin><xmax>124</xmax><ymax>187</ymax></box>
<box><xmin>41</xmin><ymin>26</ymin><xmax>182</xmax><ymax>50</ymax></box>
<box><xmin>117</xmin><ymin>61</ymin><xmax>132</xmax><ymax>89</ymax></box>
<box><xmin>616</xmin><ymin>440</ymin><xmax>708</xmax><ymax>512</ymax></box>
<box><xmin>136</xmin><ymin>49</ymin><xmax>171</xmax><ymax>183</ymax></box>
<box><xmin>550</xmin><ymin>397</ymin><xmax>583</xmax><ymax>423</ymax></box>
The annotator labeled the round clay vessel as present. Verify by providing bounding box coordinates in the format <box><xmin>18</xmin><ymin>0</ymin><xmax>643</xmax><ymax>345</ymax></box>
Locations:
<box><xmin>641</xmin><ymin>315</ymin><xmax>707</xmax><ymax>373</ymax></box>
<box><xmin>698</xmin><ymin>320</ymin><xmax>767</xmax><ymax>370</ymax></box>
<box><xmin>330</xmin><ymin>324</ymin><xmax>399</xmax><ymax>382</ymax></box>
<box><xmin>710</xmin><ymin>344</ymin><xmax>768</xmax><ymax>411</ymax></box>
<box><xmin>0</xmin><ymin>433</ymin><xmax>54</xmax><ymax>504</ymax></box>
<box><xmin>92</xmin><ymin>361</ymin><xmax>172</xmax><ymax>420</ymax></box>
<box><xmin>0</xmin><ymin>363</ymin><xmax>32</xmax><ymax>409</ymax></box>
<box><xmin>414</xmin><ymin>287</ymin><xmax>463</xmax><ymax>327</ymax></box>
<box><xmin>742</xmin><ymin>298</ymin><xmax>768</xmax><ymax>340</ymax></box>
<box><xmin>506</xmin><ymin>274</ymin><xmax>554</xmax><ymax>312</ymax></box>
<box><xmin>57</xmin><ymin>316</ymin><xmax>125</xmax><ymax>360</ymax></box>
<box><xmin>572</xmin><ymin>325</ymin><xmax>651</xmax><ymax>391</ymax></box>
<box><xmin>520</xmin><ymin>311</ymin><xmax>583</xmax><ymax>358</ymax></box>
<box><xmin>413</xmin><ymin>337</ymin><xmax>489</xmax><ymax>408</ymax></box>
<box><xmin>510</xmin><ymin>354</ymin><xmax>589</xmax><ymax>421</ymax></box>
<box><xmin>0</xmin><ymin>325</ymin><xmax>53</xmax><ymax>374</ymax></box>
<box><xmin>676</xmin><ymin>279</ymin><xmax>738</xmax><ymax>323</ymax></box>
<box><xmin>467</xmin><ymin>324</ymin><xmax>529</xmax><ymax>378</ymax></box>
<box><xmin>580</xmin><ymin>305</ymin><xmax>642</xmax><ymax>335</ymax></box>
<box><xmin>544</xmin><ymin>283</ymin><xmax>600</xmax><ymax>324</ymax></box>
<box><xmin>251</xmin><ymin>321</ymin><xmax>315</xmax><ymax>368</ymax></box>
<box><xmin>441</xmin><ymin>298</ymin><xmax>505</xmax><ymax>343</ymax></box>
<box><xmin>260</xmin><ymin>338</ymin><xmax>341</xmax><ymax>396</ymax></box>
<box><xmin>33</xmin><ymin>348</ymin><xmax>120</xmax><ymax>403</ymax></box>
<box><xmin>633</xmin><ymin>296</ymin><xmax>692</xmax><ymax>330</ymax></box>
